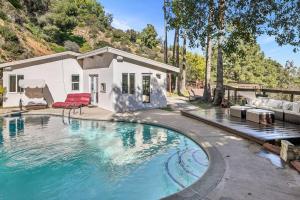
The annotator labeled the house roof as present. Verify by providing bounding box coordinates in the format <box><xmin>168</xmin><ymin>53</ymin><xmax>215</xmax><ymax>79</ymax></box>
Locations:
<box><xmin>0</xmin><ymin>51</ymin><xmax>80</xmax><ymax>69</ymax></box>
<box><xmin>77</xmin><ymin>47</ymin><xmax>179</xmax><ymax>73</ymax></box>
<box><xmin>0</xmin><ymin>47</ymin><xmax>179</xmax><ymax>73</ymax></box>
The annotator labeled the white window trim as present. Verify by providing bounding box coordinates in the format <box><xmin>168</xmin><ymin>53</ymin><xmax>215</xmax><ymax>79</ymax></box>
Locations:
<box><xmin>122</xmin><ymin>73</ymin><xmax>135</xmax><ymax>95</ymax></box>
<box><xmin>71</xmin><ymin>74</ymin><xmax>80</xmax><ymax>91</ymax></box>
<box><xmin>8</xmin><ymin>74</ymin><xmax>24</xmax><ymax>94</ymax></box>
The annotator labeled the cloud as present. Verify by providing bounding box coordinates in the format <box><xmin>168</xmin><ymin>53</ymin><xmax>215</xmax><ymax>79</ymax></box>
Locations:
<box><xmin>112</xmin><ymin>18</ymin><xmax>131</xmax><ymax>31</ymax></box>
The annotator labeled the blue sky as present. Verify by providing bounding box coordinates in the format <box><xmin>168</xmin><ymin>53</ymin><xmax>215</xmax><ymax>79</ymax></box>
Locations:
<box><xmin>100</xmin><ymin>0</ymin><xmax>299</xmax><ymax>67</ymax></box>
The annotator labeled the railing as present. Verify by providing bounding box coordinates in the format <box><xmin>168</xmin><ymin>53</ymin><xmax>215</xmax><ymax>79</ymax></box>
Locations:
<box><xmin>225</xmin><ymin>85</ymin><xmax>300</xmax><ymax>103</ymax></box>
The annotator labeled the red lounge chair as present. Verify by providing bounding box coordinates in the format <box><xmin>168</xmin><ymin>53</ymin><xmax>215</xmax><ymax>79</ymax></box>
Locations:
<box><xmin>52</xmin><ymin>93</ymin><xmax>91</xmax><ymax>109</ymax></box>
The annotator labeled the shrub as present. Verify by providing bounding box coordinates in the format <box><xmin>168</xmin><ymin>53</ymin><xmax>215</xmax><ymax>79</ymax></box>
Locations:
<box><xmin>0</xmin><ymin>26</ymin><xmax>19</xmax><ymax>42</ymax></box>
<box><xmin>64</xmin><ymin>40</ymin><xmax>80</xmax><ymax>52</ymax></box>
<box><xmin>2</xmin><ymin>42</ymin><xmax>24</xmax><ymax>55</ymax></box>
<box><xmin>95</xmin><ymin>40</ymin><xmax>111</xmax><ymax>48</ymax></box>
<box><xmin>105</xmin><ymin>31</ymin><xmax>112</xmax><ymax>38</ymax></box>
<box><xmin>80</xmin><ymin>42</ymin><xmax>92</xmax><ymax>53</ymax></box>
<box><xmin>24</xmin><ymin>23</ymin><xmax>43</xmax><ymax>38</ymax></box>
<box><xmin>8</xmin><ymin>0</ymin><xmax>22</xmax><ymax>9</ymax></box>
<box><xmin>50</xmin><ymin>43</ymin><xmax>66</xmax><ymax>53</ymax></box>
<box><xmin>0</xmin><ymin>10</ymin><xmax>8</xmax><ymax>20</ymax></box>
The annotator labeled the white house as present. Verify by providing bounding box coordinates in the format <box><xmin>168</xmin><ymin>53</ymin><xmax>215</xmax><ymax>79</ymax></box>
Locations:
<box><xmin>0</xmin><ymin>47</ymin><xmax>179</xmax><ymax>112</ymax></box>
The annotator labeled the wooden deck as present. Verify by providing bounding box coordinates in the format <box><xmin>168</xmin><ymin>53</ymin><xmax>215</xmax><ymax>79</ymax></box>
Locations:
<box><xmin>182</xmin><ymin>108</ymin><xmax>300</xmax><ymax>144</ymax></box>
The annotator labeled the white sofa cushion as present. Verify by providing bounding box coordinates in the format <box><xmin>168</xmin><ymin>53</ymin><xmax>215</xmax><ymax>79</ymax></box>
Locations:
<box><xmin>282</xmin><ymin>101</ymin><xmax>293</xmax><ymax>111</ymax></box>
<box><xmin>292</xmin><ymin>102</ymin><xmax>300</xmax><ymax>113</ymax></box>
<box><xmin>268</xmin><ymin>99</ymin><xmax>283</xmax><ymax>109</ymax></box>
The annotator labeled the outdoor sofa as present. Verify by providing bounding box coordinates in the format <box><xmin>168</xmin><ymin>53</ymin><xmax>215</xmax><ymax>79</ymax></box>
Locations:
<box><xmin>245</xmin><ymin>97</ymin><xmax>300</xmax><ymax>124</ymax></box>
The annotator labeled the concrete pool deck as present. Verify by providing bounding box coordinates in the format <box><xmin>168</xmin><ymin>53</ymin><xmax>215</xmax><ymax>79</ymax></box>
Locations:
<box><xmin>8</xmin><ymin>104</ymin><xmax>300</xmax><ymax>200</ymax></box>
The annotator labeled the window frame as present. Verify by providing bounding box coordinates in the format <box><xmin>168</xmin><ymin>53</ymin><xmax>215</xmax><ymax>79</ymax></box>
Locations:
<box><xmin>122</xmin><ymin>73</ymin><xmax>129</xmax><ymax>94</ymax></box>
<box><xmin>8</xmin><ymin>74</ymin><xmax>24</xmax><ymax>93</ymax></box>
<box><xmin>129</xmin><ymin>73</ymin><xmax>135</xmax><ymax>94</ymax></box>
<box><xmin>71</xmin><ymin>74</ymin><xmax>80</xmax><ymax>91</ymax></box>
<box><xmin>122</xmin><ymin>73</ymin><xmax>136</xmax><ymax>95</ymax></box>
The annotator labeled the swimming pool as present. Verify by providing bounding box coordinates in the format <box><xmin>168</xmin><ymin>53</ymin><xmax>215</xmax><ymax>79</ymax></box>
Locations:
<box><xmin>0</xmin><ymin>115</ymin><xmax>208</xmax><ymax>200</ymax></box>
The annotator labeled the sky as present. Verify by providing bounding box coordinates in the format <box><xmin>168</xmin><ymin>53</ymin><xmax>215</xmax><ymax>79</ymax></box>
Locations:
<box><xmin>100</xmin><ymin>0</ymin><xmax>299</xmax><ymax>67</ymax></box>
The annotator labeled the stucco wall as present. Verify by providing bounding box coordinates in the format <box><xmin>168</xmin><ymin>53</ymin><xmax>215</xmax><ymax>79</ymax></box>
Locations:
<box><xmin>82</xmin><ymin>61</ymin><xmax>114</xmax><ymax>111</ymax></box>
<box><xmin>112</xmin><ymin>58</ymin><xmax>167</xmax><ymax>112</ymax></box>
<box><xmin>3</xmin><ymin>58</ymin><xmax>83</xmax><ymax>107</ymax></box>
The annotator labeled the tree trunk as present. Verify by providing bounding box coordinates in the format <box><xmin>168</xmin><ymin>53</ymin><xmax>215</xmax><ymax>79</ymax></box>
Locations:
<box><xmin>171</xmin><ymin>28</ymin><xmax>179</xmax><ymax>92</ymax></box>
<box><xmin>203</xmin><ymin>0</ymin><xmax>214</xmax><ymax>102</ymax></box>
<box><xmin>213</xmin><ymin>0</ymin><xmax>225</xmax><ymax>105</ymax></box>
<box><xmin>172</xmin><ymin>28</ymin><xmax>178</xmax><ymax>66</ymax></box>
<box><xmin>178</xmin><ymin>31</ymin><xmax>187</xmax><ymax>95</ymax></box>
<box><xmin>163</xmin><ymin>0</ymin><xmax>168</xmax><ymax>64</ymax></box>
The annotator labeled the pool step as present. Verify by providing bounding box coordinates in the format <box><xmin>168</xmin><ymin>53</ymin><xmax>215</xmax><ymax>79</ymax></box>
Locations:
<box><xmin>165</xmin><ymin>148</ymin><xmax>208</xmax><ymax>188</ymax></box>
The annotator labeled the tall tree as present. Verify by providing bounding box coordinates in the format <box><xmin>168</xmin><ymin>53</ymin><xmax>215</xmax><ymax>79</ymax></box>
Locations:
<box><xmin>178</xmin><ymin>31</ymin><xmax>187</xmax><ymax>94</ymax></box>
<box><xmin>213</xmin><ymin>0</ymin><xmax>225</xmax><ymax>105</ymax></box>
<box><xmin>203</xmin><ymin>0</ymin><xmax>214</xmax><ymax>102</ymax></box>
<box><xmin>163</xmin><ymin>0</ymin><xmax>169</xmax><ymax>64</ymax></box>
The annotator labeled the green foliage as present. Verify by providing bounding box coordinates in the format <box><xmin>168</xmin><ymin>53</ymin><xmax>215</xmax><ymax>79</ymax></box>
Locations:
<box><xmin>24</xmin><ymin>23</ymin><xmax>43</xmax><ymax>38</ymax></box>
<box><xmin>7</xmin><ymin>0</ymin><xmax>22</xmax><ymax>9</ymax></box>
<box><xmin>186</xmin><ymin>52</ymin><xmax>205</xmax><ymax>82</ymax></box>
<box><xmin>0</xmin><ymin>85</ymin><xmax>6</xmax><ymax>95</ymax></box>
<box><xmin>212</xmin><ymin>40</ymin><xmax>285</xmax><ymax>88</ymax></box>
<box><xmin>2</xmin><ymin>42</ymin><xmax>24</xmax><ymax>55</ymax></box>
<box><xmin>139</xmin><ymin>24</ymin><xmax>159</xmax><ymax>49</ymax></box>
<box><xmin>0</xmin><ymin>26</ymin><xmax>19</xmax><ymax>42</ymax></box>
<box><xmin>126</xmin><ymin>29</ymin><xmax>138</xmax><ymax>43</ymax></box>
<box><xmin>112</xmin><ymin>29</ymin><xmax>127</xmax><ymax>42</ymax></box>
<box><xmin>0</xmin><ymin>10</ymin><xmax>8</xmax><ymax>20</ymax></box>
<box><xmin>80</xmin><ymin>42</ymin><xmax>92</xmax><ymax>53</ymax></box>
<box><xmin>50</xmin><ymin>43</ymin><xmax>66</xmax><ymax>53</ymax></box>
<box><xmin>95</xmin><ymin>40</ymin><xmax>112</xmax><ymax>48</ymax></box>
<box><xmin>22</xmin><ymin>0</ymin><xmax>50</xmax><ymax>15</ymax></box>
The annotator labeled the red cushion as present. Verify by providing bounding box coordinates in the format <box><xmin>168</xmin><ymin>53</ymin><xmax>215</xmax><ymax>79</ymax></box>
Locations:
<box><xmin>52</xmin><ymin>93</ymin><xmax>91</xmax><ymax>108</ymax></box>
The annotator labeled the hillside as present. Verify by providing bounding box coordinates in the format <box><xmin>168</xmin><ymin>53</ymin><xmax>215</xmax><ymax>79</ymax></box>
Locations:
<box><xmin>0</xmin><ymin>0</ymin><xmax>168</xmax><ymax>63</ymax></box>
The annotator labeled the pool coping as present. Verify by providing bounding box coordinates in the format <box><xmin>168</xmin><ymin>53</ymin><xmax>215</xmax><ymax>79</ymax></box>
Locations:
<box><xmin>6</xmin><ymin>112</ymin><xmax>226</xmax><ymax>200</ymax></box>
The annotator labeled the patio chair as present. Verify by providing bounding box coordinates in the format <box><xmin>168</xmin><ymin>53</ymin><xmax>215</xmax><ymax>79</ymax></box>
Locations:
<box><xmin>52</xmin><ymin>93</ymin><xmax>91</xmax><ymax>112</ymax></box>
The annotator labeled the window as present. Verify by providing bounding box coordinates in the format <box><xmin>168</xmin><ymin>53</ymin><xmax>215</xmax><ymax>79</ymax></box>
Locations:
<box><xmin>72</xmin><ymin>75</ymin><xmax>80</xmax><ymax>91</ymax></box>
<box><xmin>100</xmin><ymin>83</ymin><xmax>106</xmax><ymax>93</ymax></box>
<box><xmin>122</xmin><ymin>73</ymin><xmax>128</xmax><ymax>94</ymax></box>
<box><xmin>129</xmin><ymin>73</ymin><xmax>135</xmax><ymax>94</ymax></box>
<box><xmin>122</xmin><ymin>73</ymin><xmax>135</xmax><ymax>94</ymax></box>
<box><xmin>142</xmin><ymin>75</ymin><xmax>151</xmax><ymax>103</ymax></box>
<box><xmin>9</xmin><ymin>75</ymin><xmax>24</xmax><ymax>93</ymax></box>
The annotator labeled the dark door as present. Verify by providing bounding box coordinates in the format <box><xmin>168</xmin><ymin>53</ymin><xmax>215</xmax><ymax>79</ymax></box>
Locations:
<box><xmin>142</xmin><ymin>75</ymin><xmax>151</xmax><ymax>103</ymax></box>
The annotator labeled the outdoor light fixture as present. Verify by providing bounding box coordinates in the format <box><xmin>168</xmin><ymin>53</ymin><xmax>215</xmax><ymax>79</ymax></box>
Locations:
<box><xmin>116</xmin><ymin>56</ymin><xmax>124</xmax><ymax>62</ymax></box>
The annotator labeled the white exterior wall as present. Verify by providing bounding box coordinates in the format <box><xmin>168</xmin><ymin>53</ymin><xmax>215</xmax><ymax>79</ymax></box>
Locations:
<box><xmin>82</xmin><ymin>61</ymin><xmax>114</xmax><ymax>111</ymax></box>
<box><xmin>112</xmin><ymin>59</ymin><xmax>167</xmax><ymax>112</ymax></box>
<box><xmin>3</xmin><ymin>58</ymin><xmax>83</xmax><ymax>107</ymax></box>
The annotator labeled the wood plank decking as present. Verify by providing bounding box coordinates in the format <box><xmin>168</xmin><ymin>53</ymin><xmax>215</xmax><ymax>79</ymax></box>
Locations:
<box><xmin>182</xmin><ymin>108</ymin><xmax>300</xmax><ymax>144</ymax></box>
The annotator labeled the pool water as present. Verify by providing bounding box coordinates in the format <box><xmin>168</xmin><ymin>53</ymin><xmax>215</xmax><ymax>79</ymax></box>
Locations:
<box><xmin>0</xmin><ymin>115</ymin><xmax>208</xmax><ymax>200</ymax></box>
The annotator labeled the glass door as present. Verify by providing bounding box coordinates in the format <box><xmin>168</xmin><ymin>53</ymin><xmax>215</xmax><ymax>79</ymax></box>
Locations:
<box><xmin>89</xmin><ymin>75</ymin><xmax>99</xmax><ymax>105</ymax></box>
<box><xmin>142</xmin><ymin>75</ymin><xmax>151</xmax><ymax>103</ymax></box>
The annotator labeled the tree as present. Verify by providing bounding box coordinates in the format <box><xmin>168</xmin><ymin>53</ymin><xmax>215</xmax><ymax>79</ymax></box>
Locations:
<box><xmin>163</xmin><ymin>0</ymin><xmax>169</xmax><ymax>64</ymax></box>
<box><xmin>178</xmin><ymin>31</ymin><xmax>187</xmax><ymax>94</ymax></box>
<box><xmin>213</xmin><ymin>0</ymin><xmax>225</xmax><ymax>105</ymax></box>
<box><xmin>203</xmin><ymin>0</ymin><xmax>214</xmax><ymax>102</ymax></box>
<box><xmin>186</xmin><ymin>52</ymin><xmax>205</xmax><ymax>83</ymax></box>
<box><xmin>139</xmin><ymin>24</ymin><xmax>159</xmax><ymax>49</ymax></box>
<box><xmin>126</xmin><ymin>29</ymin><xmax>138</xmax><ymax>43</ymax></box>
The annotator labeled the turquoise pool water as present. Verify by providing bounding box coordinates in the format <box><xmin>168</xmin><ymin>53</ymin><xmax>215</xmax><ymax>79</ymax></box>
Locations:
<box><xmin>0</xmin><ymin>115</ymin><xmax>208</xmax><ymax>200</ymax></box>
